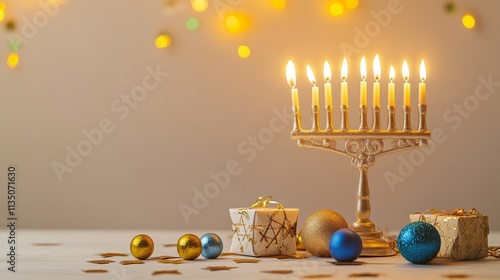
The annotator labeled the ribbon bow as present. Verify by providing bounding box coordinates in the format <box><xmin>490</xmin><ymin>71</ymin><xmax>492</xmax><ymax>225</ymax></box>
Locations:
<box><xmin>249</xmin><ymin>196</ymin><xmax>283</xmax><ymax>209</ymax></box>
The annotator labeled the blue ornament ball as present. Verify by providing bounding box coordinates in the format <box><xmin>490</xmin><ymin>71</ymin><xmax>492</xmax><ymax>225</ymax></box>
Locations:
<box><xmin>398</xmin><ymin>221</ymin><xmax>441</xmax><ymax>264</ymax></box>
<box><xmin>200</xmin><ymin>233</ymin><xmax>223</xmax><ymax>259</ymax></box>
<box><xmin>329</xmin><ymin>228</ymin><xmax>362</xmax><ymax>262</ymax></box>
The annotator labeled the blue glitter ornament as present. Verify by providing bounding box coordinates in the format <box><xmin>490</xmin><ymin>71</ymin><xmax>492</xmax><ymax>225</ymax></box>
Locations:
<box><xmin>200</xmin><ymin>233</ymin><xmax>223</xmax><ymax>259</ymax></box>
<box><xmin>329</xmin><ymin>228</ymin><xmax>362</xmax><ymax>262</ymax></box>
<box><xmin>398</xmin><ymin>221</ymin><xmax>441</xmax><ymax>264</ymax></box>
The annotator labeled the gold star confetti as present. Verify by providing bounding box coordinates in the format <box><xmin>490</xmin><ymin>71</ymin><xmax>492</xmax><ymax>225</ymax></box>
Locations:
<box><xmin>82</xmin><ymin>269</ymin><xmax>108</xmax><ymax>273</ymax></box>
<box><xmin>157</xmin><ymin>259</ymin><xmax>184</xmax><ymax>264</ymax></box>
<box><xmin>204</xmin><ymin>266</ymin><xmax>237</xmax><ymax>271</ymax></box>
<box><xmin>152</xmin><ymin>270</ymin><xmax>181</xmax><ymax>275</ymax></box>
<box><xmin>233</xmin><ymin>259</ymin><xmax>261</xmax><ymax>263</ymax></box>
<box><xmin>262</xmin><ymin>270</ymin><xmax>294</xmax><ymax>274</ymax></box>
<box><xmin>87</xmin><ymin>260</ymin><xmax>115</xmax><ymax>264</ymax></box>
<box><xmin>120</xmin><ymin>260</ymin><xmax>145</xmax><ymax>265</ymax></box>
<box><xmin>100</xmin><ymin>252</ymin><xmax>128</xmax><ymax>258</ymax></box>
<box><xmin>348</xmin><ymin>272</ymin><xmax>380</xmax><ymax>277</ymax></box>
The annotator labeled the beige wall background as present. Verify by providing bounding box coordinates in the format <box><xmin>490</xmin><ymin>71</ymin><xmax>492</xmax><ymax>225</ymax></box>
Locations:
<box><xmin>0</xmin><ymin>0</ymin><xmax>498</xmax><ymax>231</ymax></box>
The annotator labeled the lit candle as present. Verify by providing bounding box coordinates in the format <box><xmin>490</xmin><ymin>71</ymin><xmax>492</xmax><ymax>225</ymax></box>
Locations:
<box><xmin>360</xmin><ymin>56</ymin><xmax>367</xmax><ymax>106</ymax></box>
<box><xmin>341</xmin><ymin>58</ymin><xmax>348</xmax><ymax>106</ymax></box>
<box><xmin>286</xmin><ymin>60</ymin><xmax>299</xmax><ymax>107</ymax></box>
<box><xmin>373</xmin><ymin>55</ymin><xmax>381</xmax><ymax>107</ymax></box>
<box><xmin>388</xmin><ymin>65</ymin><xmax>395</xmax><ymax>106</ymax></box>
<box><xmin>324</xmin><ymin>61</ymin><xmax>332</xmax><ymax>107</ymax></box>
<box><xmin>306</xmin><ymin>65</ymin><xmax>319</xmax><ymax>106</ymax></box>
<box><xmin>402</xmin><ymin>60</ymin><xmax>410</xmax><ymax>106</ymax></box>
<box><xmin>419</xmin><ymin>60</ymin><xmax>426</xmax><ymax>105</ymax></box>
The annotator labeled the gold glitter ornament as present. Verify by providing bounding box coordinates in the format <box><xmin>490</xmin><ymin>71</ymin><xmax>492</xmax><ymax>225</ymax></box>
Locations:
<box><xmin>130</xmin><ymin>234</ymin><xmax>154</xmax><ymax>260</ymax></box>
<box><xmin>296</xmin><ymin>230</ymin><xmax>305</xmax><ymax>250</ymax></box>
<box><xmin>301</xmin><ymin>209</ymin><xmax>348</xmax><ymax>257</ymax></box>
<box><xmin>177</xmin><ymin>234</ymin><xmax>202</xmax><ymax>260</ymax></box>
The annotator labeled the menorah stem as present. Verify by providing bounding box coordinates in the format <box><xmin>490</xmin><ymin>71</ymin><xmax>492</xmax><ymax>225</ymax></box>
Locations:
<box><xmin>359</xmin><ymin>105</ymin><xmax>368</xmax><ymax>132</ymax></box>
<box><xmin>325</xmin><ymin>105</ymin><xmax>334</xmax><ymax>131</ymax></box>
<box><xmin>340</xmin><ymin>105</ymin><xmax>349</xmax><ymax>131</ymax></box>
<box><xmin>371</xmin><ymin>105</ymin><xmax>381</xmax><ymax>131</ymax></box>
<box><xmin>352</xmin><ymin>167</ymin><xmax>375</xmax><ymax>232</ymax></box>
<box><xmin>403</xmin><ymin>105</ymin><xmax>412</xmax><ymax>132</ymax></box>
<box><xmin>387</xmin><ymin>105</ymin><xmax>396</xmax><ymax>131</ymax></box>
<box><xmin>418</xmin><ymin>104</ymin><xmax>427</xmax><ymax>132</ymax></box>
<box><xmin>292</xmin><ymin>106</ymin><xmax>302</xmax><ymax>132</ymax></box>
<box><xmin>311</xmin><ymin>105</ymin><xmax>320</xmax><ymax>131</ymax></box>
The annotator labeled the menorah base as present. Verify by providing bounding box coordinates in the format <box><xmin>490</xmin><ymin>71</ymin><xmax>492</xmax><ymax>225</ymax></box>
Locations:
<box><xmin>356</xmin><ymin>230</ymin><xmax>396</xmax><ymax>256</ymax></box>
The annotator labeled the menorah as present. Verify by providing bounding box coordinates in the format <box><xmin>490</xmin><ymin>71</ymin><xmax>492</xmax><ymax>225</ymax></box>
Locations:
<box><xmin>286</xmin><ymin>57</ymin><xmax>431</xmax><ymax>256</ymax></box>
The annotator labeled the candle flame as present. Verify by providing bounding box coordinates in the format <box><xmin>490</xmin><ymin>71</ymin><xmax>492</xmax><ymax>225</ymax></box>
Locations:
<box><xmin>389</xmin><ymin>65</ymin><xmax>395</xmax><ymax>82</ymax></box>
<box><xmin>420</xmin><ymin>60</ymin><xmax>426</xmax><ymax>82</ymax></box>
<box><xmin>360</xmin><ymin>56</ymin><xmax>367</xmax><ymax>81</ymax></box>
<box><xmin>306</xmin><ymin>65</ymin><xmax>316</xmax><ymax>86</ymax></box>
<box><xmin>373</xmin><ymin>54</ymin><xmax>381</xmax><ymax>81</ymax></box>
<box><xmin>402</xmin><ymin>60</ymin><xmax>409</xmax><ymax>82</ymax></box>
<box><xmin>341</xmin><ymin>58</ymin><xmax>348</xmax><ymax>81</ymax></box>
<box><xmin>286</xmin><ymin>60</ymin><xmax>296</xmax><ymax>88</ymax></box>
<box><xmin>324</xmin><ymin>61</ymin><xmax>331</xmax><ymax>83</ymax></box>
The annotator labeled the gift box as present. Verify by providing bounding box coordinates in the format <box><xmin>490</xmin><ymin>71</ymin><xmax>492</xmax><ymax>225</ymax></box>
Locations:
<box><xmin>229</xmin><ymin>197</ymin><xmax>299</xmax><ymax>256</ymax></box>
<box><xmin>409</xmin><ymin>208</ymin><xmax>489</xmax><ymax>260</ymax></box>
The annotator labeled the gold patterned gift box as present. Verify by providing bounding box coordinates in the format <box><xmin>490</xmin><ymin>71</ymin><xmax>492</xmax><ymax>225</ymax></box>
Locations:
<box><xmin>229</xmin><ymin>197</ymin><xmax>299</xmax><ymax>257</ymax></box>
<box><xmin>409</xmin><ymin>209</ymin><xmax>489</xmax><ymax>260</ymax></box>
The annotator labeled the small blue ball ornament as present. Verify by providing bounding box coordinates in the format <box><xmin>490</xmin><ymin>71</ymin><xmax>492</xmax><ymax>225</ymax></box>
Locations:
<box><xmin>329</xmin><ymin>228</ymin><xmax>362</xmax><ymax>262</ymax></box>
<box><xmin>398</xmin><ymin>221</ymin><xmax>441</xmax><ymax>264</ymax></box>
<box><xmin>200</xmin><ymin>233</ymin><xmax>223</xmax><ymax>259</ymax></box>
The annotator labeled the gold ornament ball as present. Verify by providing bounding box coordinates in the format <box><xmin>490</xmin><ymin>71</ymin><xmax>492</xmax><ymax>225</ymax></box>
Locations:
<box><xmin>177</xmin><ymin>234</ymin><xmax>202</xmax><ymax>260</ymax></box>
<box><xmin>301</xmin><ymin>209</ymin><xmax>348</xmax><ymax>257</ymax></box>
<box><xmin>130</xmin><ymin>234</ymin><xmax>154</xmax><ymax>260</ymax></box>
<box><xmin>296</xmin><ymin>230</ymin><xmax>305</xmax><ymax>250</ymax></box>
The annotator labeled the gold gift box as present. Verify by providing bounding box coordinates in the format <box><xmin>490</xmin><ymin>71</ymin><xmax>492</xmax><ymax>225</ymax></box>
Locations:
<box><xmin>409</xmin><ymin>209</ymin><xmax>489</xmax><ymax>260</ymax></box>
<box><xmin>229</xmin><ymin>203</ymin><xmax>298</xmax><ymax>257</ymax></box>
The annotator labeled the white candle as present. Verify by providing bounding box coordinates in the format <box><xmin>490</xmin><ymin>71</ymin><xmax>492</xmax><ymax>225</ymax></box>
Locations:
<box><xmin>419</xmin><ymin>60</ymin><xmax>426</xmax><ymax>105</ymax></box>
<box><xmin>341</xmin><ymin>58</ymin><xmax>348</xmax><ymax>106</ymax></box>
<box><xmin>286</xmin><ymin>60</ymin><xmax>299</xmax><ymax>107</ymax></box>
<box><xmin>373</xmin><ymin>54</ymin><xmax>381</xmax><ymax>107</ymax></box>
<box><xmin>360</xmin><ymin>56</ymin><xmax>367</xmax><ymax>106</ymax></box>
<box><xmin>402</xmin><ymin>60</ymin><xmax>410</xmax><ymax>106</ymax></box>
<box><xmin>306</xmin><ymin>65</ymin><xmax>319</xmax><ymax>106</ymax></box>
<box><xmin>324</xmin><ymin>61</ymin><xmax>332</xmax><ymax>107</ymax></box>
<box><xmin>388</xmin><ymin>65</ymin><xmax>395</xmax><ymax>106</ymax></box>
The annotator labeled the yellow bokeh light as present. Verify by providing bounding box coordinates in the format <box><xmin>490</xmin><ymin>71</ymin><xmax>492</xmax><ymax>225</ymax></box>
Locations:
<box><xmin>330</xmin><ymin>2</ymin><xmax>344</xmax><ymax>16</ymax></box>
<box><xmin>0</xmin><ymin>10</ymin><xmax>4</xmax><ymax>22</ymax></box>
<box><xmin>271</xmin><ymin>0</ymin><xmax>286</xmax><ymax>9</ymax></box>
<box><xmin>7</xmin><ymin>52</ymin><xmax>19</xmax><ymax>69</ymax></box>
<box><xmin>345</xmin><ymin>0</ymin><xmax>359</xmax><ymax>10</ymax></box>
<box><xmin>0</xmin><ymin>2</ymin><xmax>5</xmax><ymax>11</ymax></box>
<box><xmin>224</xmin><ymin>13</ymin><xmax>250</xmax><ymax>33</ymax></box>
<box><xmin>191</xmin><ymin>0</ymin><xmax>208</xmax><ymax>12</ymax></box>
<box><xmin>462</xmin><ymin>14</ymin><xmax>476</xmax><ymax>29</ymax></box>
<box><xmin>238</xmin><ymin>45</ymin><xmax>251</xmax><ymax>59</ymax></box>
<box><xmin>155</xmin><ymin>34</ymin><xmax>172</xmax><ymax>48</ymax></box>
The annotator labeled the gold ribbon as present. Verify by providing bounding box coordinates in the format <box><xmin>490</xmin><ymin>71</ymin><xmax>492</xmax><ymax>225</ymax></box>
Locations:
<box><xmin>416</xmin><ymin>208</ymin><xmax>482</xmax><ymax>220</ymax></box>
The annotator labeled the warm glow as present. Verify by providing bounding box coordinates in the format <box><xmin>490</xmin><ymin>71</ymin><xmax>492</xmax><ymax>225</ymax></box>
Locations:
<box><xmin>0</xmin><ymin>2</ymin><xmax>5</xmax><ymax>10</ymax></box>
<box><xmin>420</xmin><ymin>60</ymin><xmax>426</xmax><ymax>82</ymax></box>
<box><xmin>7</xmin><ymin>52</ymin><xmax>19</xmax><ymax>69</ymax></box>
<box><xmin>373</xmin><ymin>55</ymin><xmax>381</xmax><ymax>81</ymax></box>
<box><xmin>330</xmin><ymin>2</ymin><xmax>344</xmax><ymax>16</ymax></box>
<box><xmin>306</xmin><ymin>65</ymin><xmax>317</xmax><ymax>86</ymax></box>
<box><xmin>345</xmin><ymin>0</ymin><xmax>359</xmax><ymax>10</ymax></box>
<box><xmin>286</xmin><ymin>60</ymin><xmax>296</xmax><ymax>88</ymax></box>
<box><xmin>155</xmin><ymin>34</ymin><xmax>172</xmax><ymax>48</ymax></box>
<box><xmin>0</xmin><ymin>9</ymin><xmax>4</xmax><ymax>22</ymax></box>
<box><xmin>389</xmin><ymin>65</ymin><xmax>395</xmax><ymax>82</ymax></box>
<box><xmin>191</xmin><ymin>0</ymin><xmax>208</xmax><ymax>12</ymax></box>
<box><xmin>341</xmin><ymin>58</ymin><xmax>348</xmax><ymax>81</ymax></box>
<box><xmin>402</xmin><ymin>60</ymin><xmax>409</xmax><ymax>82</ymax></box>
<box><xmin>238</xmin><ymin>45</ymin><xmax>251</xmax><ymax>58</ymax></box>
<box><xmin>224</xmin><ymin>13</ymin><xmax>250</xmax><ymax>33</ymax></box>
<box><xmin>462</xmin><ymin>14</ymin><xmax>475</xmax><ymax>29</ymax></box>
<box><xmin>271</xmin><ymin>0</ymin><xmax>286</xmax><ymax>9</ymax></box>
<box><xmin>324</xmin><ymin>61</ymin><xmax>331</xmax><ymax>83</ymax></box>
<box><xmin>360</xmin><ymin>56</ymin><xmax>367</xmax><ymax>81</ymax></box>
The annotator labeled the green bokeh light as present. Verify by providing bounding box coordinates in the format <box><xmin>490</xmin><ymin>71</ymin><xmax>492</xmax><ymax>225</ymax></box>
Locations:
<box><xmin>186</xmin><ymin>17</ymin><xmax>200</xmax><ymax>31</ymax></box>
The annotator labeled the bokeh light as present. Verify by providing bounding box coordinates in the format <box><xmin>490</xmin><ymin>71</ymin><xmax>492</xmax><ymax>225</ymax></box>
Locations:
<box><xmin>345</xmin><ymin>0</ymin><xmax>359</xmax><ymax>10</ymax></box>
<box><xmin>191</xmin><ymin>0</ymin><xmax>208</xmax><ymax>12</ymax></box>
<box><xmin>155</xmin><ymin>34</ymin><xmax>172</xmax><ymax>48</ymax></box>
<box><xmin>444</xmin><ymin>1</ymin><xmax>456</xmax><ymax>14</ymax></box>
<box><xmin>329</xmin><ymin>2</ymin><xmax>344</xmax><ymax>16</ymax></box>
<box><xmin>462</xmin><ymin>14</ymin><xmax>475</xmax><ymax>29</ymax></box>
<box><xmin>271</xmin><ymin>0</ymin><xmax>286</xmax><ymax>9</ymax></box>
<box><xmin>7</xmin><ymin>52</ymin><xmax>19</xmax><ymax>69</ymax></box>
<box><xmin>186</xmin><ymin>17</ymin><xmax>199</xmax><ymax>30</ymax></box>
<box><xmin>238</xmin><ymin>45</ymin><xmax>251</xmax><ymax>59</ymax></box>
<box><xmin>224</xmin><ymin>12</ymin><xmax>250</xmax><ymax>33</ymax></box>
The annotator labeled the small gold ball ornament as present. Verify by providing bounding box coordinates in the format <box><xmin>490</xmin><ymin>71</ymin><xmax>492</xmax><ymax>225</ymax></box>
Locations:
<box><xmin>130</xmin><ymin>234</ymin><xmax>154</xmax><ymax>260</ymax></box>
<box><xmin>301</xmin><ymin>209</ymin><xmax>348</xmax><ymax>257</ymax></box>
<box><xmin>177</xmin><ymin>234</ymin><xmax>202</xmax><ymax>260</ymax></box>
